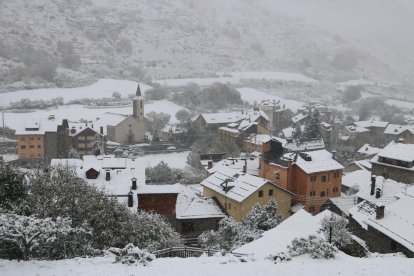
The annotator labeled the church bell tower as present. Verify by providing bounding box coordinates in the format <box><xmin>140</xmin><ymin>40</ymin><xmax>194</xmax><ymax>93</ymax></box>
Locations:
<box><xmin>133</xmin><ymin>83</ymin><xmax>144</xmax><ymax>121</ymax></box>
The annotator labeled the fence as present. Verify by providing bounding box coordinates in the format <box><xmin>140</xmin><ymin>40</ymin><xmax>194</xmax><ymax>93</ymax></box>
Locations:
<box><xmin>152</xmin><ymin>246</ymin><xmax>247</xmax><ymax>259</ymax></box>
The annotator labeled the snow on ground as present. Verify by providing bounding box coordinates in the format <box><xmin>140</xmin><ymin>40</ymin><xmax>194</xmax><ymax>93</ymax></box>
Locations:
<box><xmin>3</xmin><ymin>99</ymin><xmax>186</xmax><ymax>129</ymax></box>
<box><xmin>0</xmin><ymin>252</ymin><xmax>412</xmax><ymax>276</ymax></box>
<box><xmin>237</xmin><ymin>87</ymin><xmax>304</xmax><ymax>112</ymax></box>
<box><xmin>337</xmin><ymin>79</ymin><xmax>376</xmax><ymax>91</ymax></box>
<box><xmin>136</xmin><ymin>151</ymin><xmax>190</xmax><ymax>169</ymax></box>
<box><xmin>385</xmin><ymin>99</ymin><xmax>414</xmax><ymax>110</ymax></box>
<box><xmin>0</xmin><ymin>154</ymin><xmax>18</xmax><ymax>162</ymax></box>
<box><xmin>0</xmin><ymin>79</ymin><xmax>152</xmax><ymax>107</ymax></box>
<box><xmin>157</xmin><ymin>71</ymin><xmax>318</xmax><ymax>87</ymax></box>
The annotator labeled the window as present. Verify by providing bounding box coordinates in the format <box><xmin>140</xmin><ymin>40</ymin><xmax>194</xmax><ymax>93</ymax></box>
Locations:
<box><xmin>140</xmin><ymin>102</ymin><xmax>143</xmax><ymax>108</ymax></box>
<box><xmin>320</xmin><ymin>191</ymin><xmax>326</xmax><ymax>197</ymax></box>
<box><xmin>309</xmin><ymin>206</ymin><xmax>315</xmax><ymax>213</ymax></box>
<box><xmin>228</xmin><ymin>203</ymin><xmax>231</xmax><ymax>210</ymax></box>
<box><xmin>29</xmin><ymin>145</ymin><xmax>35</xmax><ymax>149</ymax></box>
<box><xmin>321</xmin><ymin>176</ymin><xmax>327</xmax><ymax>182</ymax></box>
<box><xmin>29</xmin><ymin>137</ymin><xmax>34</xmax><ymax>141</ymax></box>
<box><xmin>258</xmin><ymin>190</ymin><xmax>264</xmax><ymax>197</ymax></box>
<box><xmin>311</xmin><ymin>175</ymin><xmax>316</xmax><ymax>182</ymax></box>
<box><xmin>269</xmin><ymin>189</ymin><xmax>274</xmax><ymax>196</ymax></box>
<box><xmin>20</xmin><ymin>145</ymin><xmax>26</xmax><ymax>149</ymax></box>
<box><xmin>333</xmin><ymin>187</ymin><xmax>339</xmax><ymax>193</ymax></box>
<box><xmin>20</xmin><ymin>137</ymin><xmax>25</xmax><ymax>141</ymax></box>
<box><xmin>275</xmin><ymin>171</ymin><xmax>280</xmax><ymax>180</ymax></box>
<box><xmin>37</xmin><ymin>137</ymin><xmax>41</xmax><ymax>140</ymax></box>
<box><xmin>37</xmin><ymin>145</ymin><xmax>41</xmax><ymax>148</ymax></box>
<box><xmin>310</xmin><ymin>191</ymin><xmax>316</xmax><ymax>197</ymax></box>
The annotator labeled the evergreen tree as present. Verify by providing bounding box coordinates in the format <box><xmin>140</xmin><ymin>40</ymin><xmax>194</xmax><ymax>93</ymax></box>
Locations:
<box><xmin>303</xmin><ymin>109</ymin><xmax>321</xmax><ymax>140</ymax></box>
<box><xmin>0</xmin><ymin>161</ymin><xmax>26</xmax><ymax>211</ymax></box>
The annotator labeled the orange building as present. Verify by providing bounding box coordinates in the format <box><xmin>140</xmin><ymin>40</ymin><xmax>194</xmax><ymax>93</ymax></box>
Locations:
<box><xmin>16</xmin><ymin>118</ymin><xmax>62</xmax><ymax>160</ymax></box>
<box><xmin>259</xmin><ymin>149</ymin><xmax>343</xmax><ymax>214</ymax></box>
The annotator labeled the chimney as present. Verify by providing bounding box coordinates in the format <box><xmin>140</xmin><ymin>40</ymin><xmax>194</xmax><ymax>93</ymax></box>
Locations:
<box><xmin>100</xmin><ymin>126</ymin><xmax>104</xmax><ymax>135</ymax></box>
<box><xmin>376</xmin><ymin>205</ymin><xmax>385</xmax><ymax>220</ymax></box>
<box><xmin>105</xmin><ymin>170</ymin><xmax>111</xmax><ymax>181</ymax></box>
<box><xmin>127</xmin><ymin>192</ymin><xmax>133</xmax><ymax>208</ymax></box>
<box><xmin>375</xmin><ymin>188</ymin><xmax>382</xmax><ymax>199</ymax></box>
<box><xmin>332</xmin><ymin>150</ymin><xmax>337</xmax><ymax>160</ymax></box>
<box><xmin>208</xmin><ymin>160</ymin><xmax>213</xmax><ymax>169</ymax></box>
<box><xmin>370</xmin><ymin>175</ymin><xmax>376</xmax><ymax>196</ymax></box>
<box><xmin>243</xmin><ymin>158</ymin><xmax>247</xmax><ymax>173</ymax></box>
<box><xmin>131</xmin><ymin>178</ymin><xmax>137</xmax><ymax>190</ymax></box>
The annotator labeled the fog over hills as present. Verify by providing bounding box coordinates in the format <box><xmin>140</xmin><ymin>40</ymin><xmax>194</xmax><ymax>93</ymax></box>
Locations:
<box><xmin>1</xmin><ymin>0</ymin><xmax>413</xmax><ymax>91</ymax></box>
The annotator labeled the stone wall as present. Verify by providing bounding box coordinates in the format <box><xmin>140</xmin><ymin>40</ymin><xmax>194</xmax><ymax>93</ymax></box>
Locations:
<box><xmin>372</xmin><ymin>162</ymin><xmax>414</xmax><ymax>184</ymax></box>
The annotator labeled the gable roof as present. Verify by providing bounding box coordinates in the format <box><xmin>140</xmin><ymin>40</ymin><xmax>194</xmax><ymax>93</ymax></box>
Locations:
<box><xmin>201</xmin><ymin>167</ymin><xmax>277</xmax><ymax>203</ymax></box>
<box><xmin>384</xmin><ymin>124</ymin><xmax>414</xmax><ymax>135</ymax></box>
<box><xmin>354</xmin><ymin>120</ymin><xmax>389</xmax><ymax>129</ymax></box>
<box><xmin>349</xmin><ymin>196</ymin><xmax>414</xmax><ymax>252</ymax></box>
<box><xmin>376</xmin><ymin>141</ymin><xmax>414</xmax><ymax>163</ymax></box>
<box><xmin>284</xmin><ymin>149</ymin><xmax>344</xmax><ymax>174</ymax></box>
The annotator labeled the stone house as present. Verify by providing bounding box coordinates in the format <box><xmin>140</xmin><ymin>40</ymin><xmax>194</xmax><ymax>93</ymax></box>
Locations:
<box><xmin>348</xmin><ymin>195</ymin><xmax>414</xmax><ymax>257</ymax></box>
<box><xmin>201</xmin><ymin>167</ymin><xmax>293</xmax><ymax>221</ymax></box>
<box><xmin>384</xmin><ymin>124</ymin><xmax>414</xmax><ymax>144</ymax></box>
<box><xmin>371</xmin><ymin>141</ymin><xmax>414</xmax><ymax>184</ymax></box>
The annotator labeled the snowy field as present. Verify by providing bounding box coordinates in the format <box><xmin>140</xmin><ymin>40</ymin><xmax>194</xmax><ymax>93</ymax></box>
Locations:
<box><xmin>0</xmin><ymin>252</ymin><xmax>412</xmax><ymax>276</ymax></box>
<box><xmin>0</xmin><ymin>79</ymin><xmax>152</xmax><ymax>107</ymax></box>
<box><xmin>158</xmin><ymin>71</ymin><xmax>318</xmax><ymax>87</ymax></box>
<box><xmin>385</xmin><ymin>99</ymin><xmax>414</xmax><ymax>110</ymax></box>
<box><xmin>237</xmin><ymin>87</ymin><xmax>304</xmax><ymax>112</ymax></box>
<box><xmin>137</xmin><ymin>151</ymin><xmax>190</xmax><ymax>169</ymax></box>
<box><xmin>3</xmin><ymin>99</ymin><xmax>186</xmax><ymax>129</ymax></box>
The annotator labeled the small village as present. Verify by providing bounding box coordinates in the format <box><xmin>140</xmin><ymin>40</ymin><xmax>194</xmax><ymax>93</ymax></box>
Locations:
<box><xmin>1</xmin><ymin>1</ymin><xmax>414</xmax><ymax>275</ymax></box>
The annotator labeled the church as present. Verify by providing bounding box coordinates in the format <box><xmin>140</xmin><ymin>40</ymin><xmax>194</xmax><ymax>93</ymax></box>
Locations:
<box><xmin>94</xmin><ymin>83</ymin><xmax>146</xmax><ymax>144</ymax></box>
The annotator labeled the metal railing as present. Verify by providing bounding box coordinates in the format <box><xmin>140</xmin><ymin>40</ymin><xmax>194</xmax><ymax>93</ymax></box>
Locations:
<box><xmin>152</xmin><ymin>246</ymin><xmax>247</xmax><ymax>259</ymax></box>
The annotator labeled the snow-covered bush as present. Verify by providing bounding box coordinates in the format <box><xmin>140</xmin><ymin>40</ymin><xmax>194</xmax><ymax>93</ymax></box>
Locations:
<box><xmin>268</xmin><ymin>252</ymin><xmax>292</xmax><ymax>263</ymax></box>
<box><xmin>108</xmin><ymin>243</ymin><xmax>155</xmax><ymax>266</ymax></box>
<box><xmin>198</xmin><ymin>217</ymin><xmax>260</xmax><ymax>251</ymax></box>
<box><xmin>26</xmin><ymin>166</ymin><xmax>182</xmax><ymax>252</ymax></box>
<box><xmin>133</xmin><ymin>211</ymin><xmax>182</xmax><ymax>252</ymax></box>
<box><xmin>318</xmin><ymin>213</ymin><xmax>352</xmax><ymax>248</ymax></box>
<box><xmin>0</xmin><ymin>213</ymin><xmax>89</xmax><ymax>260</ymax></box>
<box><xmin>288</xmin><ymin>235</ymin><xmax>337</xmax><ymax>259</ymax></box>
<box><xmin>243</xmin><ymin>200</ymin><xmax>282</xmax><ymax>231</ymax></box>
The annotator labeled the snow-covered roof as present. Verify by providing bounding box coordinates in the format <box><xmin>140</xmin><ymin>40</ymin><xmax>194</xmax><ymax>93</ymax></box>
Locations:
<box><xmin>357</xmin><ymin>144</ymin><xmax>381</xmax><ymax>156</ymax></box>
<box><xmin>201</xmin><ymin>167</ymin><xmax>273</xmax><ymax>203</ymax></box>
<box><xmin>342</xmin><ymin>170</ymin><xmax>411</xmax><ymax>205</ymax></box>
<box><xmin>218</xmin><ymin>126</ymin><xmax>240</xmax><ymax>135</ymax></box>
<box><xmin>282</xmin><ymin>127</ymin><xmax>294</xmax><ymax>139</ymax></box>
<box><xmin>207</xmin><ymin>157</ymin><xmax>260</xmax><ymax>176</ymax></box>
<box><xmin>51</xmin><ymin>155</ymin><xmax>145</xmax><ymax>209</ymax></box>
<box><xmin>375</xmin><ymin>141</ymin><xmax>414</xmax><ymax>163</ymax></box>
<box><xmin>137</xmin><ymin>184</ymin><xmax>181</xmax><ymax>195</ymax></box>
<box><xmin>161</xmin><ymin>124</ymin><xmax>183</xmax><ymax>134</ymax></box>
<box><xmin>354</xmin><ymin>120</ymin><xmax>389</xmax><ymax>129</ymax></box>
<box><xmin>68</xmin><ymin>122</ymin><xmax>100</xmax><ymax>137</ymax></box>
<box><xmin>234</xmin><ymin>209</ymin><xmax>332</xmax><ymax>257</ymax></box>
<box><xmin>15</xmin><ymin>118</ymin><xmax>61</xmax><ymax>135</ymax></box>
<box><xmin>284</xmin><ymin>149</ymin><xmax>344</xmax><ymax>174</ymax></box>
<box><xmin>197</xmin><ymin>110</ymin><xmax>269</xmax><ymax>125</ymax></box>
<box><xmin>292</xmin><ymin>113</ymin><xmax>308</xmax><ymax>124</ymax></box>
<box><xmin>244</xmin><ymin>134</ymin><xmax>277</xmax><ymax>146</ymax></box>
<box><xmin>328</xmin><ymin>195</ymin><xmax>359</xmax><ymax>216</ymax></box>
<box><xmin>384</xmin><ymin>124</ymin><xmax>414</xmax><ymax>135</ymax></box>
<box><xmin>349</xmin><ymin>195</ymin><xmax>414</xmax><ymax>252</ymax></box>
<box><xmin>345</xmin><ymin>125</ymin><xmax>370</xmax><ymax>133</ymax></box>
<box><xmin>283</xmin><ymin>139</ymin><xmax>324</xmax><ymax>152</ymax></box>
<box><xmin>176</xmin><ymin>185</ymin><xmax>226</xmax><ymax>220</ymax></box>
<box><xmin>94</xmin><ymin>113</ymin><xmax>128</xmax><ymax>135</ymax></box>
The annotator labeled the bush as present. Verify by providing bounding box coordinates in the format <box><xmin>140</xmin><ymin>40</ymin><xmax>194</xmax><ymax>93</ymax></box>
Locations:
<box><xmin>198</xmin><ymin>217</ymin><xmax>261</xmax><ymax>251</ymax></box>
<box><xmin>243</xmin><ymin>200</ymin><xmax>282</xmax><ymax>231</ymax></box>
<box><xmin>318</xmin><ymin>213</ymin><xmax>352</xmax><ymax>248</ymax></box>
<box><xmin>0</xmin><ymin>161</ymin><xmax>26</xmax><ymax>210</ymax></box>
<box><xmin>288</xmin><ymin>235</ymin><xmax>337</xmax><ymax>259</ymax></box>
<box><xmin>342</xmin><ymin>86</ymin><xmax>362</xmax><ymax>103</ymax></box>
<box><xmin>108</xmin><ymin>243</ymin><xmax>155</xmax><ymax>266</ymax></box>
<box><xmin>145</xmin><ymin>86</ymin><xmax>169</xmax><ymax>100</ymax></box>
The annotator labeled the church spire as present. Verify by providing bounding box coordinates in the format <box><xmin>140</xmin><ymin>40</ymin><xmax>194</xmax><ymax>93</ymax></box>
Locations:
<box><xmin>136</xmin><ymin>83</ymin><xmax>142</xmax><ymax>97</ymax></box>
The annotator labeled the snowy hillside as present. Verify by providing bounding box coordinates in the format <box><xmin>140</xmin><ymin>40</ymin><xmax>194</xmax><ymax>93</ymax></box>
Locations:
<box><xmin>0</xmin><ymin>0</ymin><xmax>408</xmax><ymax>92</ymax></box>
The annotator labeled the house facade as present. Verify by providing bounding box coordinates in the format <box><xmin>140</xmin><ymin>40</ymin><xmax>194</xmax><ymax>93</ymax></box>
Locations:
<box><xmin>201</xmin><ymin>167</ymin><xmax>293</xmax><ymax>221</ymax></box>
<box><xmin>259</xmin><ymin>149</ymin><xmax>343</xmax><ymax>214</ymax></box>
